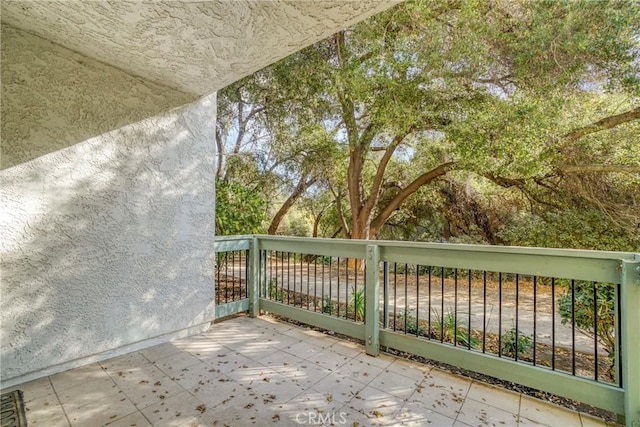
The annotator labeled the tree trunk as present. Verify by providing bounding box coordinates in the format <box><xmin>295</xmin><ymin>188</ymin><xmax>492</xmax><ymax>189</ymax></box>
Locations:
<box><xmin>268</xmin><ymin>176</ymin><xmax>316</xmax><ymax>235</ymax></box>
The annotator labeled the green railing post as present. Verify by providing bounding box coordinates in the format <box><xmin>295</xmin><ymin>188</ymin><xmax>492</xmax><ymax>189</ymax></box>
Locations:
<box><xmin>248</xmin><ymin>236</ymin><xmax>260</xmax><ymax>318</ymax></box>
<box><xmin>365</xmin><ymin>244</ymin><xmax>380</xmax><ymax>356</ymax></box>
<box><xmin>621</xmin><ymin>256</ymin><xmax>640</xmax><ymax>427</ymax></box>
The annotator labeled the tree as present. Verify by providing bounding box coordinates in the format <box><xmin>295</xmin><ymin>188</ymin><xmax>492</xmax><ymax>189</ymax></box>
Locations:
<box><xmin>262</xmin><ymin>0</ymin><xmax>639</xmax><ymax>240</ymax></box>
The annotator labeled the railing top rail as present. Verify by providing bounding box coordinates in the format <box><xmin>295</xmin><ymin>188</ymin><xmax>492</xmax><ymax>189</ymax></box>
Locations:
<box><xmin>251</xmin><ymin>234</ymin><xmax>638</xmax><ymax>262</ymax></box>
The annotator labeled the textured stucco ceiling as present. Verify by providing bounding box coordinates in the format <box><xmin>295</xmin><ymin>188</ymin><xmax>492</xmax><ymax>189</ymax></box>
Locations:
<box><xmin>0</xmin><ymin>0</ymin><xmax>400</xmax><ymax>96</ymax></box>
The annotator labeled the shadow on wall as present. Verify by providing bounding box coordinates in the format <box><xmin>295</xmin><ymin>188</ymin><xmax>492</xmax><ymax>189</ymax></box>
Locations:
<box><xmin>0</xmin><ymin>94</ymin><xmax>217</xmax><ymax>385</ymax></box>
<box><xmin>0</xmin><ymin>24</ymin><xmax>196</xmax><ymax>170</ymax></box>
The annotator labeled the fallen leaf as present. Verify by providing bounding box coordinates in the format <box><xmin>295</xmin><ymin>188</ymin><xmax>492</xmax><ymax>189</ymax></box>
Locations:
<box><xmin>372</xmin><ymin>410</ymin><xmax>383</xmax><ymax>418</ymax></box>
<box><xmin>196</xmin><ymin>404</ymin><xmax>206</xmax><ymax>413</ymax></box>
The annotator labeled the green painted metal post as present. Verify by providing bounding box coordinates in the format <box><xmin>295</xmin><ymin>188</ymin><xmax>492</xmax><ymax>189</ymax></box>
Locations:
<box><xmin>249</xmin><ymin>236</ymin><xmax>260</xmax><ymax>318</ymax></box>
<box><xmin>365</xmin><ymin>244</ymin><xmax>380</xmax><ymax>356</ymax></box>
<box><xmin>621</xmin><ymin>256</ymin><xmax>640</xmax><ymax>427</ymax></box>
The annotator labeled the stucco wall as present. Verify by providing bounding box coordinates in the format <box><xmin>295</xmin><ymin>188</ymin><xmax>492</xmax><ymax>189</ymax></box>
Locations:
<box><xmin>1</xmin><ymin>25</ymin><xmax>195</xmax><ymax>169</ymax></box>
<box><xmin>1</xmin><ymin>0</ymin><xmax>400</xmax><ymax>96</ymax></box>
<box><xmin>0</xmin><ymin>25</ymin><xmax>216</xmax><ymax>387</ymax></box>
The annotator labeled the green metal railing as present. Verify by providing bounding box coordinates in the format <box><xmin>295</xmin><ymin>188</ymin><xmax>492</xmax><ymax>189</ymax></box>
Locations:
<box><xmin>214</xmin><ymin>235</ymin><xmax>640</xmax><ymax>426</ymax></box>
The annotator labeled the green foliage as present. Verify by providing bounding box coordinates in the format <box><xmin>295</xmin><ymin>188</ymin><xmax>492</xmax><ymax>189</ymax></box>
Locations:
<box><xmin>558</xmin><ymin>282</ymin><xmax>616</xmax><ymax>356</ymax></box>
<box><xmin>216</xmin><ymin>179</ymin><xmax>267</xmax><ymax>236</ymax></box>
<box><xmin>322</xmin><ymin>297</ymin><xmax>334</xmax><ymax>315</ymax></box>
<box><xmin>349</xmin><ymin>287</ymin><xmax>365</xmax><ymax>321</ymax></box>
<box><xmin>396</xmin><ymin>313</ymin><xmax>425</xmax><ymax>336</ymax></box>
<box><xmin>501</xmin><ymin>327</ymin><xmax>532</xmax><ymax>358</ymax></box>
<box><xmin>268</xmin><ymin>280</ymin><xmax>286</xmax><ymax>302</ymax></box>
<box><xmin>498</xmin><ymin>209</ymin><xmax>640</xmax><ymax>252</ymax></box>
<box><xmin>433</xmin><ymin>310</ymin><xmax>479</xmax><ymax>348</ymax></box>
<box><xmin>217</xmin><ymin>0</ymin><xmax>639</xmax><ymax>246</ymax></box>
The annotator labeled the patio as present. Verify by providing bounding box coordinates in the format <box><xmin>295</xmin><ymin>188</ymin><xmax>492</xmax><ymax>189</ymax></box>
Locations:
<box><xmin>3</xmin><ymin>315</ymin><xmax>609</xmax><ymax>427</ymax></box>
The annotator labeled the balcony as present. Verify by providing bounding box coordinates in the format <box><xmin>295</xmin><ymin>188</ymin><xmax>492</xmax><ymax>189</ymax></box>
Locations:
<box><xmin>2</xmin><ymin>235</ymin><xmax>638</xmax><ymax>426</ymax></box>
<box><xmin>1</xmin><ymin>315</ymin><xmax>610</xmax><ymax>426</ymax></box>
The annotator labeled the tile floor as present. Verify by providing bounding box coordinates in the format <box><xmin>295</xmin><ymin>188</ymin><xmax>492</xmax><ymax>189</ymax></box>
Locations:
<box><xmin>1</xmin><ymin>315</ymin><xmax>612</xmax><ymax>427</ymax></box>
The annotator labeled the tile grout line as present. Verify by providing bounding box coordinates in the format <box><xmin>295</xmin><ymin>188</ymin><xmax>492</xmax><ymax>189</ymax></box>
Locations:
<box><xmin>47</xmin><ymin>375</ymin><xmax>73</xmax><ymax>427</ymax></box>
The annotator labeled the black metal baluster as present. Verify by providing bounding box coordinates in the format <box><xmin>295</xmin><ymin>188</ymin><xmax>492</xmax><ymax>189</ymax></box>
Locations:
<box><xmin>617</xmin><ymin>283</ymin><xmax>623</xmax><ymax>387</ymax></box>
<box><xmin>355</xmin><ymin>262</ymin><xmax>359</xmax><ymax>321</ymax></box>
<box><xmin>515</xmin><ymin>274</ymin><xmax>519</xmax><ymax>361</ymax></box>
<box><xmin>346</xmin><ymin>259</ymin><xmax>349</xmax><ymax>319</ymax></box>
<box><xmin>306</xmin><ymin>254</ymin><xmax>310</xmax><ymax>309</ymax></box>
<box><xmin>329</xmin><ymin>257</ymin><xmax>333</xmax><ymax>315</ymax></box>
<box><xmin>593</xmin><ymin>281</ymin><xmax>598</xmax><ymax>381</ymax></box>
<box><xmin>231</xmin><ymin>251</ymin><xmax>236</xmax><ymax>301</ymax></box>
<box><xmin>286</xmin><ymin>252</ymin><xmax>291</xmax><ymax>304</ymax></box>
<box><xmin>241</xmin><ymin>249</ymin><xmax>250</xmax><ymax>299</ymax></box>
<box><xmin>428</xmin><ymin>266</ymin><xmax>432</xmax><ymax>340</ymax></box>
<box><xmin>533</xmin><ymin>276</ymin><xmax>537</xmax><ymax>366</ymax></box>
<box><xmin>337</xmin><ymin>257</ymin><xmax>341</xmax><ymax>318</ymax></box>
<box><xmin>552</xmin><ymin>277</ymin><xmax>556</xmax><ymax>371</ymax></box>
<box><xmin>225</xmin><ymin>252</ymin><xmax>229</xmax><ymax>303</ymax></box>
<box><xmin>454</xmin><ymin>268</ymin><xmax>458</xmax><ymax>347</ymax></box>
<box><xmin>314</xmin><ymin>256</ymin><xmax>318</xmax><ymax>312</ymax></box>
<box><xmin>440</xmin><ymin>267</ymin><xmax>444</xmax><ymax>343</ymax></box>
<box><xmin>404</xmin><ymin>264</ymin><xmax>409</xmax><ymax>333</ymax></box>
<box><xmin>498</xmin><ymin>272</ymin><xmax>502</xmax><ymax>357</ymax></box>
<box><xmin>393</xmin><ymin>263</ymin><xmax>398</xmax><ymax>332</ymax></box>
<box><xmin>383</xmin><ymin>262</ymin><xmax>389</xmax><ymax>329</ymax></box>
<box><xmin>571</xmin><ymin>279</ymin><xmax>576</xmax><ymax>375</ymax></box>
<box><xmin>416</xmin><ymin>267</ymin><xmax>420</xmax><ymax>337</ymax></box>
<box><xmin>321</xmin><ymin>257</ymin><xmax>326</xmax><ymax>313</ymax></box>
<box><xmin>483</xmin><ymin>271</ymin><xmax>487</xmax><ymax>353</ymax></box>
<box><xmin>216</xmin><ymin>255</ymin><xmax>220</xmax><ymax>305</ymax></box>
<box><xmin>468</xmin><ymin>270</ymin><xmax>472</xmax><ymax>350</ymax></box>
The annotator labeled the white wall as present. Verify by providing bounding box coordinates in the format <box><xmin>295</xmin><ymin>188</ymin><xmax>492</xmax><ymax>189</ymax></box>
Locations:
<box><xmin>0</xmin><ymin>25</ymin><xmax>217</xmax><ymax>388</ymax></box>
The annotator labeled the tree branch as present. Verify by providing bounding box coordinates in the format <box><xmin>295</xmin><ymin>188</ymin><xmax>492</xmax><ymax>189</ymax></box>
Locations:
<box><xmin>330</xmin><ymin>185</ymin><xmax>351</xmax><ymax>238</ymax></box>
<box><xmin>559</xmin><ymin>164</ymin><xmax>640</xmax><ymax>174</ymax></box>
<box><xmin>360</xmin><ymin>132</ymin><xmax>409</xmax><ymax>225</ymax></box>
<box><xmin>371</xmin><ymin>162</ymin><xmax>455</xmax><ymax>234</ymax></box>
<box><xmin>560</xmin><ymin>106</ymin><xmax>640</xmax><ymax>147</ymax></box>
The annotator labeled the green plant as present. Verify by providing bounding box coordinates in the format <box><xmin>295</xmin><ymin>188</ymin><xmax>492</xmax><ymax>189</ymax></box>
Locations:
<box><xmin>558</xmin><ymin>282</ymin><xmax>615</xmax><ymax>357</ymax></box>
<box><xmin>397</xmin><ymin>313</ymin><xmax>424</xmax><ymax>336</ymax></box>
<box><xmin>268</xmin><ymin>280</ymin><xmax>285</xmax><ymax>302</ymax></box>
<box><xmin>349</xmin><ymin>287</ymin><xmax>365</xmax><ymax>321</ymax></box>
<box><xmin>432</xmin><ymin>310</ymin><xmax>479</xmax><ymax>348</ymax></box>
<box><xmin>501</xmin><ymin>327</ymin><xmax>532</xmax><ymax>358</ymax></box>
<box><xmin>322</xmin><ymin>296</ymin><xmax>334</xmax><ymax>315</ymax></box>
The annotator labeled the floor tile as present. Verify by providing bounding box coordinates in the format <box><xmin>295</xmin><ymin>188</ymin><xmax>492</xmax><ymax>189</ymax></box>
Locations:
<box><xmin>334</xmin><ymin>356</ymin><xmax>386</xmax><ymax>385</ymax></box>
<box><xmin>368</xmin><ymin>367</ymin><xmax>422</xmax><ymax>400</ymax></box>
<box><xmin>259</xmin><ymin>349</ymin><xmax>306</xmax><ymax>371</ymax></box>
<box><xmin>580</xmin><ymin>412</ymin><xmax>609</xmax><ymax>427</ymax></box>
<box><xmin>408</xmin><ymin>380</ymin><xmax>466</xmax><ymax>419</ymax></box>
<box><xmin>456</xmin><ymin>395</ymin><xmax>519</xmax><ymax>426</ymax></box>
<box><xmin>139</xmin><ymin>343</ymin><xmax>183</xmax><ymax>363</ymax></box>
<box><xmin>466</xmin><ymin>380</ymin><xmax>521</xmax><ymax>414</ymax></box>
<box><xmin>50</xmin><ymin>363</ymin><xmax>111</xmax><ymax>392</ymax></box>
<box><xmin>2</xmin><ymin>376</ymin><xmax>54</xmax><ymax>400</ymax></box>
<box><xmin>347</xmin><ymin>385</ymin><xmax>404</xmax><ymax>421</ymax></box>
<box><xmin>308</xmin><ymin>347</ymin><xmax>352</xmax><ymax>372</ymax></box>
<box><xmin>311</xmin><ymin>373</ymin><xmax>367</xmax><ymax>404</ymax></box>
<box><xmin>104</xmin><ymin>411</ymin><xmax>152</xmax><ymax>426</ymax></box>
<box><xmin>140</xmin><ymin>391</ymin><xmax>205</xmax><ymax>427</ymax></box>
<box><xmin>3</xmin><ymin>316</ymin><xmax>604</xmax><ymax>427</ymax></box>
<box><xmin>63</xmin><ymin>390</ymin><xmax>137</xmax><ymax>427</ymax></box>
<box><xmin>393</xmin><ymin>401</ymin><xmax>456</xmax><ymax>427</ymax></box>
<box><xmin>56</xmin><ymin>377</ymin><xmax>119</xmax><ymax>406</ymax></box>
<box><xmin>25</xmin><ymin>400</ymin><xmax>70</xmax><ymax>426</ymax></box>
<box><xmin>519</xmin><ymin>395</ymin><xmax>582</xmax><ymax>427</ymax></box>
